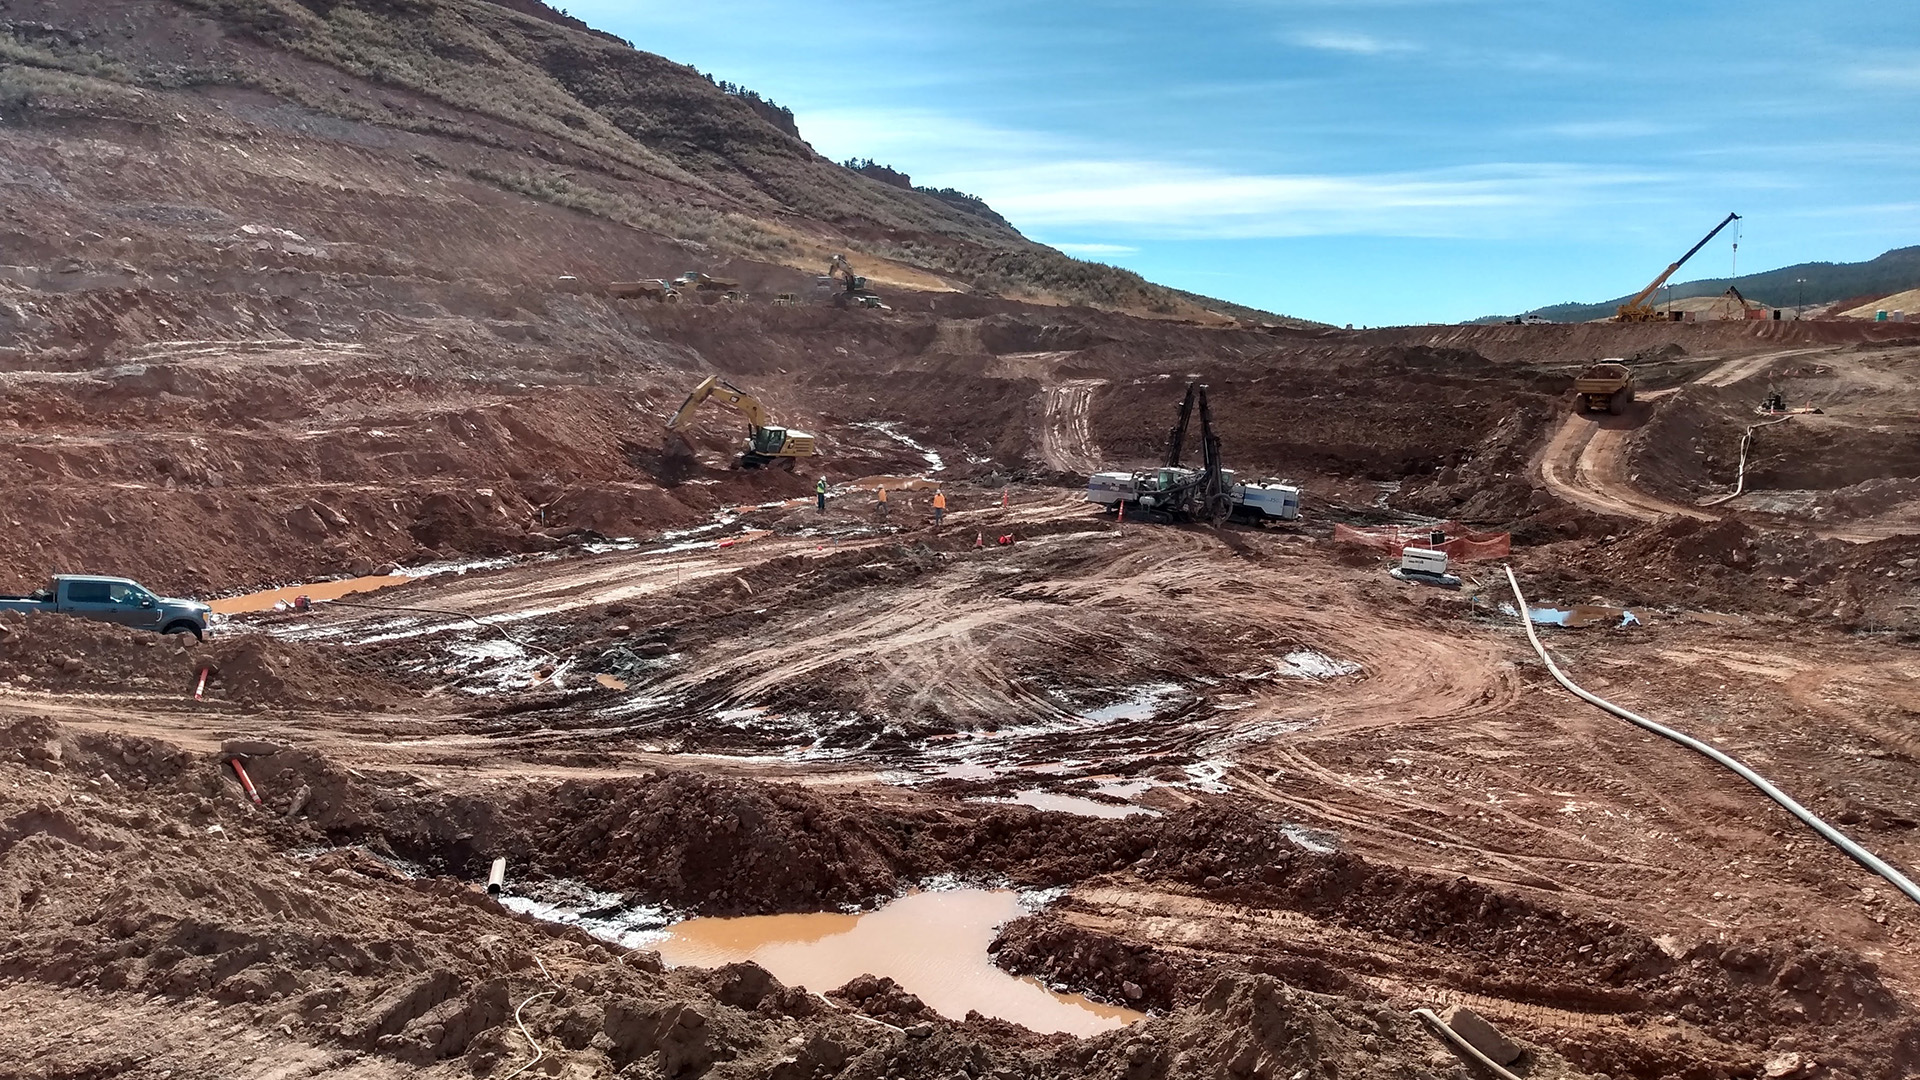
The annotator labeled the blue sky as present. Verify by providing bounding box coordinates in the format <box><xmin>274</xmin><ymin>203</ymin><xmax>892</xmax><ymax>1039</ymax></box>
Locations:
<box><xmin>561</xmin><ymin>1</ymin><xmax>1919</xmax><ymax>325</ymax></box>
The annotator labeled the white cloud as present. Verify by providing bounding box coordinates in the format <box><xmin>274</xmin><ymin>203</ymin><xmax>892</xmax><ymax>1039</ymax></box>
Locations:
<box><xmin>800</xmin><ymin>106</ymin><xmax>1670</xmax><ymax>240</ymax></box>
<box><xmin>943</xmin><ymin>159</ymin><xmax>1665</xmax><ymax>240</ymax></box>
<box><xmin>1535</xmin><ymin>119</ymin><xmax>1687</xmax><ymax>139</ymax></box>
<box><xmin>1048</xmin><ymin>242</ymin><xmax>1140</xmax><ymax>255</ymax></box>
<box><xmin>1847</xmin><ymin>64</ymin><xmax>1920</xmax><ymax>89</ymax></box>
<box><xmin>1290</xmin><ymin>29</ymin><xmax>1421</xmax><ymax>55</ymax></box>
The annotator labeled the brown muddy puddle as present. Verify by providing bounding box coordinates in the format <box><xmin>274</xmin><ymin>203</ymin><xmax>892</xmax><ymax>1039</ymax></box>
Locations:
<box><xmin>655</xmin><ymin>889</ymin><xmax>1142</xmax><ymax>1036</ymax></box>
<box><xmin>210</xmin><ymin>574</ymin><xmax>411</xmax><ymax>614</ymax></box>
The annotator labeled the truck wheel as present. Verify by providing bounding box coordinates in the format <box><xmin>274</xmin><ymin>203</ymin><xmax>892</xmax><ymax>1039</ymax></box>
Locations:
<box><xmin>1608</xmin><ymin>389</ymin><xmax>1627</xmax><ymax>415</ymax></box>
<box><xmin>162</xmin><ymin>621</ymin><xmax>203</xmax><ymax>642</ymax></box>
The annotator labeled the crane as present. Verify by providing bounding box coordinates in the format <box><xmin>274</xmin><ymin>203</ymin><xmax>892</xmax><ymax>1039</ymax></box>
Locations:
<box><xmin>1616</xmin><ymin>212</ymin><xmax>1741</xmax><ymax>322</ymax></box>
<box><xmin>664</xmin><ymin>376</ymin><xmax>816</xmax><ymax>469</ymax></box>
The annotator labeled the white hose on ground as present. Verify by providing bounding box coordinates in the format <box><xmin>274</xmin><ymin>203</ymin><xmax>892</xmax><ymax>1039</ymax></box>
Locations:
<box><xmin>1699</xmin><ymin>414</ymin><xmax>1794</xmax><ymax>506</ymax></box>
<box><xmin>1504</xmin><ymin>565</ymin><xmax>1920</xmax><ymax>908</ymax></box>
<box><xmin>1412</xmin><ymin>1008</ymin><xmax>1523</xmax><ymax>1080</ymax></box>
<box><xmin>502</xmin><ymin>989</ymin><xmax>557</xmax><ymax>1080</ymax></box>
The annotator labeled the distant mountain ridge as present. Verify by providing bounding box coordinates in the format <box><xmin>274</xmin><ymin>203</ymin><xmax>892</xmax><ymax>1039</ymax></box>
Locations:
<box><xmin>1476</xmin><ymin>245</ymin><xmax>1920</xmax><ymax>324</ymax></box>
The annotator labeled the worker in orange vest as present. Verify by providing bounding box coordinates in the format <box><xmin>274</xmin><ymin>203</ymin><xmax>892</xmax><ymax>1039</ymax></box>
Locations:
<box><xmin>932</xmin><ymin>488</ymin><xmax>947</xmax><ymax>526</ymax></box>
<box><xmin>875</xmin><ymin>484</ymin><xmax>889</xmax><ymax>521</ymax></box>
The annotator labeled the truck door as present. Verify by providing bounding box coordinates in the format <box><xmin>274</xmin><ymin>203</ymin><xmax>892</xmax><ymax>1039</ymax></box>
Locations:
<box><xmin>107</xmin><ymin>581</ymin><xmax>165</xmax><ymax>629</ymax></box>
<box><xmin>60</xmin><ymin>579</ymin><xmax>125</xmax><ymax>624</ymax></box>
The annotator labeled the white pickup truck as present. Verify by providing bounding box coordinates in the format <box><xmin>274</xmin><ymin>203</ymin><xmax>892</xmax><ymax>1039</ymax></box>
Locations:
<box><xmin>0</xmin><ymin>575</ymin><xmax>213</xmax><ymax>639</ymax></box>
<box><xmin>1086</xmin><ymin>468</ymin><xmax>1300</xmax><ymax>521</ymax></box>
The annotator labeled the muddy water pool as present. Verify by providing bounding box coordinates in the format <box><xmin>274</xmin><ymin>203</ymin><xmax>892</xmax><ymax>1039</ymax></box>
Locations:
<box><xmin>503</xmin><ymin>887</ymin><xmax>1141</xmax><ymax>1036</ymax></box>
<box><xmin>210</xmin><ymin>574</ymin><xmax>412</xmax><ymax>614</ymax></box>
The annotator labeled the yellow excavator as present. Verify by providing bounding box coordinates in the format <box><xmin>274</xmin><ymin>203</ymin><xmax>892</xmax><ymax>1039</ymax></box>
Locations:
<box><xmin>827</xmin><ymin>254</ymin><xmax>885</xmax><ymax>308</ymax></box>
<box><xmin>665</xmin><ymin>376</ymin><xmax>816</xmax><ymax>469</ymax></box>
<box><xmin>1616</xmin><ymin>212</ymin><xmax>1740</xmax><ymax>321</ymax></box>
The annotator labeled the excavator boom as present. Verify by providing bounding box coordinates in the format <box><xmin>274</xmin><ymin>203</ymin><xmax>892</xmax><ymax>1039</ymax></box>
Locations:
<box><xmin>1617</xmin><ymin>211</ymin><xmax>1740</xmax><ymax>320</ymax></box>
<box><xmin>666</xmin><ymin>376</ymin><xmax>773</xmax><ymax>433</ymax></box>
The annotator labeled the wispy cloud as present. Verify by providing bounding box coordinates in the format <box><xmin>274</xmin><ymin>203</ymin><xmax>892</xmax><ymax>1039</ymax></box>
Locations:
<box><xmin>947</xmin><ymin>159</ymin><xmax>1667</xmax><ymax>240</ymax></box>
<box><xmin>801</xmin><ymin>107</ymin><xmax>1669</xmax><ymax>241</ymax></box>
<box><xmin>1290</xmin><ymin>29</ymin><xmax>1421</xmax><ymax>55</ymax></box>
<box><xmin>1049</xmin><ymin>242</ymin><xmax>1140</xmax><ymax>255</ymax></box>
<box><xmin>1846</xmin><ymin>64</ymin><xmax>1920</xmax><ymax>89</ymax></box>
<box><xmin>1534</xmin><ymin>119</ymin><xmax>1688</xmax><ymax>139</ymax></box>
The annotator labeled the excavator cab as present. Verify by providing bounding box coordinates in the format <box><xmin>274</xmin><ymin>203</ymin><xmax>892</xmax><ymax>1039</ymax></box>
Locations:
<box><xmin>748</xmin><ymin>427</ymin><xmax>795</xmax><ymax>456</ymax></box>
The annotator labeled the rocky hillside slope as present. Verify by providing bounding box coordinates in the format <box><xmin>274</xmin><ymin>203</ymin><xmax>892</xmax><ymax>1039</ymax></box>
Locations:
<box><xmin>0</xmin><ymin>0</ymin><xmax>1288</xmax><ymax>320</ymax></box>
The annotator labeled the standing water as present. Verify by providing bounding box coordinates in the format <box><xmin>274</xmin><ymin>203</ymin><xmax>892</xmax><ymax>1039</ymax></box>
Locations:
<box><xmin>210</xmin><ymin>574</ymin><xmax>411</xmax><ymax>614</ymax></box>
<box><xmin>653</xmin><ymin>889</ymin><xmax>1141</xmax><ymax>1036</ymax></box>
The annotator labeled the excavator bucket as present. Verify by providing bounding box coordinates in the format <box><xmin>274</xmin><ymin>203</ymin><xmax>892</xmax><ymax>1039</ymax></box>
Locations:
<box><xmin>656</xmin><ymin>431</ymin><xmax>700</xmax><ymax>486</ymax></box>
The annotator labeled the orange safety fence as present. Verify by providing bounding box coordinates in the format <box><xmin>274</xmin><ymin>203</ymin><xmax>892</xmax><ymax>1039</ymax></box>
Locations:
<box><xmin>1332</xmin><ymin>521</ymin><xmax>1511</xmax><ymax>561</ymax></box>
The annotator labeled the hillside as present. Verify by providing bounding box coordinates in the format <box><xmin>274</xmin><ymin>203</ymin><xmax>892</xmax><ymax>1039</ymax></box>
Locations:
<box><xmin>1478</xmin><ymin>244</ymin><xmax>1920</xmax><ymax>323</ymax></box>
<box><xmin>0</xmin><ymin>0</ymin><xmax>1295</xmax><ymax>321</ymax></box>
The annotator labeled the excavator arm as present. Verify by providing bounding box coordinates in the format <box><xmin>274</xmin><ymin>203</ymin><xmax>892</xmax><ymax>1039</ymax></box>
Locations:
<box><xmin>1618</xmin><ymin>211</ymin><xmax>1741</xmax><ymax>319</ymax></box>
<box><xmin>666</xmin><ymin>376</ymin><xmax>774</xmax><ymax>434</ymax></box>
<box><xmin>666</xmin><ymin>376</ymin><xmax>718</xmax><ymax>432</ymax></box>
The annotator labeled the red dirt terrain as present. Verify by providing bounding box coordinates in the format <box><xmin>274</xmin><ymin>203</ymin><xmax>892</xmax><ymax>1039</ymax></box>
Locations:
<box><xmin>4</xmin><ymin>2</ymin><xmax>1920</xmax><ymax>1079</ymax></box>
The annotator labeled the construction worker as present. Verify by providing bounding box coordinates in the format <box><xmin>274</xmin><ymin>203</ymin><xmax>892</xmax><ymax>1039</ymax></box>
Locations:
<box><xmin>876</xmin><ymin>484</ymin><xmax>889</xmax><ymax>521</ymax></box>
<box><xmin>932</xmin><ymin>488</ymin><xmax>947</xmax><ymax>526</ymax></box>
<box><xmin>816</xmin><ymin>476</ymin><xmax>828</xmax><ymax>512</ymax></box>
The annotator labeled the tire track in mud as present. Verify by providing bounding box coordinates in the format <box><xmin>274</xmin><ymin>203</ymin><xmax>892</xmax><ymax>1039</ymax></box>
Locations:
<box><xmin>1039</xmin><ymin>379</ymin><xmax>1107</xmax><ymax>476</ymax></box>
<box><xmin>1059</xmin><ymin>886</ymin><xmax>1675</xmax><ymax>1041</ymax></box>
<box><xmin>575</xmin><ymin>527</ymin><xmax>1532</xmax><ymax>789</ymax></box>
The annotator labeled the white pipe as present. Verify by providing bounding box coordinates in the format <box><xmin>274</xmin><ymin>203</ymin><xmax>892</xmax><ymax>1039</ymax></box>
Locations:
<box><xmin>502</xmin><ymin>990</ymin><xmax>556</xmax><ymax>1080</ymax></box>
<box><xmin>487</xmin><ymin>857</ymin><xmax>507</xmax><ymax>895</ymax></box>
<box><xmin>1504</xmin><ymin>566</ymin><xmax>1920</xmax><ymax>908</ymax></box>
<box><xmin>1413</xmin><ymin>1009</ymin><xmax>1522</xmax><ymax>1080</ymax></box>
<box><xmin>1700</xmin><ymin>414</ymin><xmax>1793</xmax><ymax>506</ymax></box>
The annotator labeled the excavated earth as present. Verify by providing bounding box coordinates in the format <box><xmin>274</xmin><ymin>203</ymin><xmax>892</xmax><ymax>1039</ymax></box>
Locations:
<box><xmin>6</xmin><ymin>2</ymin><xmax>1920</xmax><ymax>1078</ymax></box>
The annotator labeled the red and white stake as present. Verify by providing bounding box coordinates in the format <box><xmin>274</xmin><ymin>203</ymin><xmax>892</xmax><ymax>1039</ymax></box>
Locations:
<box><xmin>229</xmin><ymin>758</ymin><xmax>262</xmax><ymax>806</ymax></box>
<box><xmin>193</xmin><ymin>666</ymin><xmax>210</xmax><ymax>701</ymax></box>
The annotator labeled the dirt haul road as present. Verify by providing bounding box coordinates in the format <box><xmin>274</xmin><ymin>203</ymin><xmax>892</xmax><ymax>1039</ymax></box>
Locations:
<box><xmin>1537</xmin><ymin>346</ymin><xmax>1920</xmax><ymax>543</ymax></box>
<box><xmin>1537</xmin><ymin>387</ymin><xmax>1712</xmax><ymax>523</ymax></box>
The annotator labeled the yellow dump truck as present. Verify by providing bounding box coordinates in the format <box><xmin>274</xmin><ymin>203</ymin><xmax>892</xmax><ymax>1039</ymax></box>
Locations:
<box><xmin>1574</xmin><ymin>361</ymin><xmax>1635</xmax><ymax>415</ymax></box>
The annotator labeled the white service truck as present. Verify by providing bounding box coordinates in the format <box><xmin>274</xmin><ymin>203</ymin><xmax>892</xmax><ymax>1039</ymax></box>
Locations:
<box><xmin>1086</xmin><ymin>468</ymin><xmax>1300</xmax><ymax>521</ymax></box>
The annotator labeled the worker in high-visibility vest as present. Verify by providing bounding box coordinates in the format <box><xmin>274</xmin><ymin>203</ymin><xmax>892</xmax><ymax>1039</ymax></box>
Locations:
<box><xmin>816</xmin><ymin>476</ymin><xmax>828</xmax><ymax>512</ymax></box>
<box><xmin>932</xmin><ymin>489</ymin><xmax>947</xmax><ymax>526</ymax></box>
<box><xmin>876</xmin><ymin>484</ymin><xmax>889</xmax><ymax>521</ymax></box>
